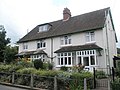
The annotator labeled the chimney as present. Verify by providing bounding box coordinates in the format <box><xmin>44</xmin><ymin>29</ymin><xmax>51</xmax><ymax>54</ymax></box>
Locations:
<box><xmin>63</xmin><ymin>8</ymin><xmax>71</xmax><ymax>21</ymax></box>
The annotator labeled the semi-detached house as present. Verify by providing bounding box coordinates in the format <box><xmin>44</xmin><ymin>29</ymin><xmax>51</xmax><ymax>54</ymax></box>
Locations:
<box><xmin>17</xmin><ymin>7</ymin><xmax>117</xmax><ymax>72</ymax></box>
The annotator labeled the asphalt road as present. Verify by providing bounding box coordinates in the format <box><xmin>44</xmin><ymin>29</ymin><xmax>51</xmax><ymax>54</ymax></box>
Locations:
<box><xmin>0</xmin><ymin>85</ymin><xmax>27</xmax><ymax>90</ymax></box>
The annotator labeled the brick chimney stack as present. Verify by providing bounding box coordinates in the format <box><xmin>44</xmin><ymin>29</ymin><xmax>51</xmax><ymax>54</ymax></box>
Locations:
<box><xmin>63</xmin><ymin>8</ymin><xmax>71</xmax><ymax>21</ymax></box>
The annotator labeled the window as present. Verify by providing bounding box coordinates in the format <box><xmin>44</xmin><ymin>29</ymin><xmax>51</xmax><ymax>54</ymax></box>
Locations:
<box><xmin>86</xmin><ymin>31</ymin><xmax>95</xmax><ymax>42</ymax></box>
<box><xmin>37</xmin><ymin>41</ymin><xmax>46</xmax><ymax>49</ymax></box>
<box><xmin>77</xmin><ymin>50</ymin><xmax>96</xmax><ymax>66</ymax></box>
<box><xmin>90</xmin><ymin>56</ymin><xmax>95</xmax><ymax>65</ymax></box>
<box><xmin>61</xmin><ymin>35</ymin><xmax>71</xmax><ymax>45</ymax></box>
<box><xmin>83</xmin><ymin>57</ymin><xmax>89</xmax><ymax>66</ymax></box>
<box><xmin>31</xmin><ymin>54</ymin><xmax>46</xmax><ymax>62</ymax></box>
<box><xmin>39</xmin><ymin>24</ymin><xmax>51</xmax><ymax>32</ymax></box>
<box><xmin>23</xmin><ymin>43</ymin><xmax>28</xmax><ymax>50</ymax></box>
<box><xmin>57</xmin><ymin>52</ymin><xmax>73</xmax><ymax>66</ymax></box>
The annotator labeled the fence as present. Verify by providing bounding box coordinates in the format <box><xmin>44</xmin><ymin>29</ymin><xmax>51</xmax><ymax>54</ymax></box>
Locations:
<box><xmin>0</xmin><ymin>72</ymin><xmax>92</xmax><ymax>90</ymax></box>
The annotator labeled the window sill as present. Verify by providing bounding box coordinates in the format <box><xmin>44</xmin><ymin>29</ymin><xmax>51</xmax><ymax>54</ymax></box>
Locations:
<box><xmin>56</xmin><ymin>65</ymin><xmax>73</xmax><ymax>68</ymax></box>
<box><xmin>60</xmin><ymin>44</ymin><xmax>72</xmax><ymax>47</ymax></box>
<box><xmin>85</xmin><ymin>41</ymin><xmax>96</xmax><ymax>44</ymax></box>
<box><xmin>37</xmin><ymin>47</ymin><xmax>46</xmax><ymax>50</ymax></box>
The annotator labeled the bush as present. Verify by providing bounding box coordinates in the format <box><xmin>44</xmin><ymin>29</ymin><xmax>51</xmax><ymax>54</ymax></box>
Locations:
<box><xmin>43</xmin><ymin>62</ymin><xmax>53</xmax><ymax>70</ymax></box>
<box><xmin>111</xmin><ymin>78</ymin><xmax>120</xmax><ymax>90</ymax></box>
<box><xmin>17</xmin><ymin>60</ymin><xmax>33</xmax><ymax>68</ymax></box>
<box><xmin>35</xmin><ymin>70</ymin><xmax>61</xmax><ymax>77</ymax></box>
<box><xmin>34</xmin><ymin>59</ymin><xmax>43</xmax><ymax>69</ymax></box>
<box><xmin>95</xmin><ymin>70</ymin><xmax>107</xmax><ymax>79</ymax></box>
<box><xmin>0</xmin><ymin>64</ymin><xmax>12</xmax><ymax>72</ymax></box>
<box><xmin>17</xmin><ymin>68</ymin><xmax>37</xmax><ymax>74</ymax></box>
<box><xmin>60</xmin><ymin>66</ymin><xmax>68</xmax><ymax>71</ymax></box>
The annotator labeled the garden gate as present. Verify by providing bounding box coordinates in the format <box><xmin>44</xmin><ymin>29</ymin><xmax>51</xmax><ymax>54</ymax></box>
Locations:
<box><xmin>93</xmin><ymin>67</ymin><xmax>112</xmax><ymax>89</ymax></box>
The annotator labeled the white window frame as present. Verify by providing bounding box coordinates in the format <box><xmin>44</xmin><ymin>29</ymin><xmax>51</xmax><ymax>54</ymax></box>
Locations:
<box><xmin>37</xmin><ymin>40</ymin><xmax>46</xmax><ymax>49</ymax></box>
<box><xmin>31</xmin><ymin>54</ymin><xmax>46</xmax><ymax>62</ymax></box>
<box><xmin>39</xmin><ymin>25</ymin><xmax>49</xmax><ymax>32</ymax></box>
<box><xmin>23</xmin><ymin>43</ymin><xmax>28</xmax><ymax>50</ymax></box>
<box><xmin>76</xmin><ymin>50</ymin><xmax>97</xmax><ymax>66</ymax></box>
<box><xmin>60</xmin><ymin>35</ymin><xmax>71</xmax><ymax>46</ymax></box>
<box><xmin>86</xmin><ymin>31</ymin><xmax>95</xmax><ymax>43</ymax></box>
<box><xmin>57</xmin><ymin>52</ymin><xmax>73</xmax><ymax>67</ymax></box>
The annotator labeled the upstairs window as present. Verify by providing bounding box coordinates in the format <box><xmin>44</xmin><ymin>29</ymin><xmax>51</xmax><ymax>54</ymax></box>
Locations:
<box><xmin>86</xmin><ymin>31</ymin><xmax>95</xmax><ymax>43</ymax></box>
<box><xmin>61</xmin><ymin>35</ymin><xmax>71</xmax><ymax>46</ymax></box>
<box><xmin>39</xmin><ymin>24</ymin><xmax>51</xmax><ymax>32</ymax></box>
<box><xmin>23</xmin><ymin>43</ymin><xmax>28</xmax><ymax>50</ymax></box>
<box><xmin>37</xmin><ymin>40</ymin><xmax>46</xmax><ymax>49</ymax></box>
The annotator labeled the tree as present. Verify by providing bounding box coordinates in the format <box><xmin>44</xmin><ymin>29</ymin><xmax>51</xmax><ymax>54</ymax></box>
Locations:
<box><xmin>0</xmin><ymin>25</ymin><xmax>10</xmax><ymax>62</ymax></box>
<box><xmin>4</xmin><ymin>45</ymin><xmax>18</xmax><ymax>63</ymax></box>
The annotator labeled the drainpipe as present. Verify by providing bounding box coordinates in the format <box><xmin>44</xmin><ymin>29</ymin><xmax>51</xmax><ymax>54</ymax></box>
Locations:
<box><xmin>105</xmin><ymin>18</ymin><xmax>111</xmax><ymax>75</ymax></box>
<box><xmin>51</xmin><ymin>38</ymin><xmax>53</xmax><ymax>63</ymax></box>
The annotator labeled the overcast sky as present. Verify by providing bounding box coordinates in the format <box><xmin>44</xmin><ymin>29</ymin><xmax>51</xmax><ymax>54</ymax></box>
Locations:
<box><xmin>0</xmin><ymin>0</ymin><xmax>120</xmax><ymax>47</ymax></box>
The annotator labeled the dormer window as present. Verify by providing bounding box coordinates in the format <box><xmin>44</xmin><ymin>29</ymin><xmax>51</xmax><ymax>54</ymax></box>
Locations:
<box><xmin>39</xmin><ymin>24</ymin><xmax>51</xmax><ymax>32</ymax></box>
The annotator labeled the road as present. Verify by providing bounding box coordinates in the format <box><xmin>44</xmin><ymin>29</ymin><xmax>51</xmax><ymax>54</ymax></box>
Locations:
<box><xmin>0</xmin><ymin>85</ymin><xmax>27</xmax><ymax>90</ymax></box>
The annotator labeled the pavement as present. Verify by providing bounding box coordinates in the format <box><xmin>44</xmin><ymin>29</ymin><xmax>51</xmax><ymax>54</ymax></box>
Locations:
<box><xmin>0</xmin><ymin>85</ymin><xmax>27</xmax><ymax>90</ymax></box>
<box><xmin>0</xmin><ymin>82</ymin><xmax>47</xmax><ymax>90</ymax></box>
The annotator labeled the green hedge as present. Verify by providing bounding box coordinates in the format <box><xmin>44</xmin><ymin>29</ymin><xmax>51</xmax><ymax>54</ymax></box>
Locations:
<box><xmin>111</xmin><ymin>78</ymin><xmax>120</xmax><ymax>90</ymax></box>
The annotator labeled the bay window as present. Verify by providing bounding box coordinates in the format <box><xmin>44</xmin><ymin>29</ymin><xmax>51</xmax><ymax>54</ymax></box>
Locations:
<box><xmin>57</xmin><ymin>52</ymin><xmax>73</xmax><ymax>66</ymax></box>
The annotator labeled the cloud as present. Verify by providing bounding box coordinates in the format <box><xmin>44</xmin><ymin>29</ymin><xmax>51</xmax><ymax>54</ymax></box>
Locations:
<box><xmin>0</xmin><ymin>0</ymin><xmax>120</xmax><ymax>46</ymax></box>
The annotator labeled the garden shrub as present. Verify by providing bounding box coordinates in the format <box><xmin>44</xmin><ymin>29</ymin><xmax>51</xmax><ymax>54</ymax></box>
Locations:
<box><xmin>34</xmin><ymin>59</ymin><xmax>43</xmax><ymax>69</ymax></box>
<box><xmin>17</xmin><ymin>68</ymin><xmax>37</xmax><ymax>74</ymax></box>
<box><xmin>17</xmin><ymin>60</ymin><xmax>33</xmax><ymax>68</ymax></box>
<box><xmin>0</xmin><ymin>64</ymin><xmax>12</xmax><ymax>72</ymax></box>
<box><xmin>111</xmin><ymin>78</ymin><xmax>120</xmax><ymax>90</ymax></box>
<box><xmin>95</xmin><ymin>70</ymin><xmax>107</xmax><ymax>79</ymax></box>
<box><xmin>60</xmin><ymin>66</ymin><xmax>68</xmax><ymax>71</ymax></box>
<box><xmin>43</xmin><ymin>62</ymin><xmax>53</xmax><ymax>70</ymax></box>
<box><xmin>35</xmin><ymin>70</ymin><xmax>61</xmax><ymax>77</ymax></box>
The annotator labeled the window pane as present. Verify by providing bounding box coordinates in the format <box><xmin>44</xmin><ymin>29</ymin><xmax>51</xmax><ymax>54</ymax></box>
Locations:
<box><xmin>40</xmin><ymin>43</ymin><xmax>42</xmax><ymax>48</ymax></box>
<box><xmin>58</xmin><ymin>58</ymin><xmax>60</xmax><ymax>65</ymax></box>
<box><xmin>83</xmin><ymin>57</ymin><xmax>89</xmax><ymax>66</ymax></box>
<box><xmin>69</xmin><ymin>39</ymin><xmax>71</xmax><ymax>44</ymax></box>
<box><xmin>78</xmin><ymin>57</ymin><xmax>82</xmax><ymax>65</ymax></box>
<box><xmin>68</xmin><ymin>52</ymin><xmax>71</xmax><ymax>56</ymax></box>
<box><xmin>65</xmin><ymin>39</ymin><xmax>67</xmax><ymax>44</ymax></box>
<box><xmin>61</xmin><ymin>58</ymin><xmax>63</xmax><ymax>65</ymax></box>
<box><xmin>43</xmin><ymin>42</ymin><xmax>46</xmax><ymax>47</ymax></box>
<box><xmin>68</xmin><ymin>57</ymin><xmax>71</xmax><ymax>65</ymax></box>
<box><xmin>90</xmin><ymin>56</ymin><xmax>95</xmax><ymax>65</ymax></box>
<box><xmin>65</xmin><ymin>57</ymin><xmax>67</xmax><ymax>65</ymax></box>
<box><xmin>64</xmin><ymin>53</ymin><xmax>67</xmax><ymax>56</ymax></box>
<box><xmin>91</xmin><ymin>32</ymin><xmax>95</xmax><ymax>41</ymax></box>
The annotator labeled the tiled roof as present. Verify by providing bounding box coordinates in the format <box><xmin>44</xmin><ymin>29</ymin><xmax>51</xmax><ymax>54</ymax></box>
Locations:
<box><xmin>18</xmin><ymin>7</ymin><xmax>109</xmax><ymax>43</ymax></box>
<box><xmin>54</xmin><ymin>44</ymin><xmax>103</xmax><ymax>53</ymax></box>
<box><xmin>16</xmin><ymin>50</ymin><xmax>47</xmax><ymax>56</ymax></box>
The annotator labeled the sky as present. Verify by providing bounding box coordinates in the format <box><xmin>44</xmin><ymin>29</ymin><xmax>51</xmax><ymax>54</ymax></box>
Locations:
<box><xmin>0</xmin><ymin>0</ymin><xmax>120</xmax><ymax>47</ymax></box>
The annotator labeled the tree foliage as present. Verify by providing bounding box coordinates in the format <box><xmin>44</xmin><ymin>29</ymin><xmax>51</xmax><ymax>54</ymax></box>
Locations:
<box><xmin>0</xmin><ymin>26</ymin><xmax>10</xmax><ymax>62</ymax></box>
<box><xmin>4</xmin><ymin>45</ymin><xmax>18</xmax><ymax>63</ymax></box>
